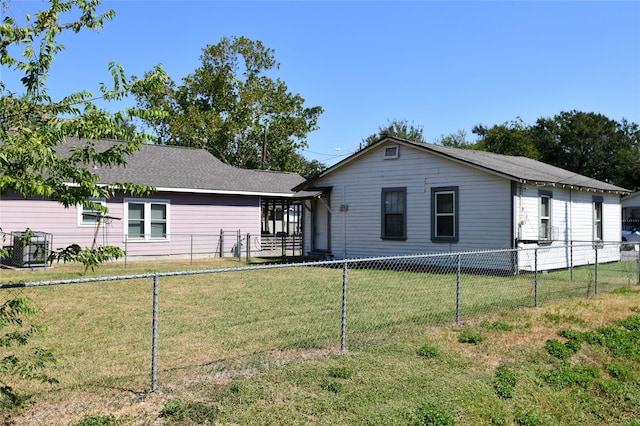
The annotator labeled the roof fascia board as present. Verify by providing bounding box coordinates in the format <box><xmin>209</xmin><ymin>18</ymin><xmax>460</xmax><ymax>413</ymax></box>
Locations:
<box><xmin>64</xmin><ymin>182</ymin><xmax>296</xmax><ymax>198</ymax></box>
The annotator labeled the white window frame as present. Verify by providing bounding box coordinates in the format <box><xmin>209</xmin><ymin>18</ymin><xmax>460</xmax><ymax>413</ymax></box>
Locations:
<box><xmin>593</xmin><ymin>196</ymin><xmax>603</xmax><ymax>244</ymax></box>
<box><xmin>77</xmin><ymin>198</ymin><xmax>107</xmax><ymax>227</ymax></box>
<box><xmin>431</xmin><ymin>187</ymin><xmax>459</xmax><ymax>242</ymax></box>
<box><xmin>383</xmin><ymin>145</ymin><xmax>399</xmax><ymax>159</ymax></box>
<box><xmin>539</xmin><ymin>190</ymin><xmax>552</xmax><ymax>244</ymax></box>
<box><xmin>124</xmin><ymin>198</ymin><xmax>170</xmax><ymax>242</ymax></box>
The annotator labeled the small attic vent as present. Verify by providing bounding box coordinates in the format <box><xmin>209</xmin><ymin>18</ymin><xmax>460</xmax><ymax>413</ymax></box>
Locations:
<box><xmin>384</xmin><ymin>145</ymin><xmax>399</xmax><ymax>159</ymax></box>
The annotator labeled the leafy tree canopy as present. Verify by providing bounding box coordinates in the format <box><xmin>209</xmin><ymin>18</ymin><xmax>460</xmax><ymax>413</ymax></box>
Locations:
<box><xmin>472</xmin><ymin>118</ymin><xmax>538</xmax><ymax>158</ymax></box>
<box><xmin>439</xmin><ymin>111</ymin><xmax>639</xmax><ymax>191</ymax></box>
<box><xmin>0</xmin><ymin>0</ymin><xmax>168</xmax><ymax>208</ymax></box>
<box><xmin>532</xmin><ymin>111</ymin><xmax>640</xmax><ymax>191</ymax></box>
<box><xmin>436</xmin><ymin>129</ymin><xmax>474</xmax><ymax>149</ymax></box>
<box><xmin>363</xmin><ymin>119</ymin><xmax>426</xmax><ymax>146</ymax></box>
<box><xmin>133</xmin><ymin>36</ymin><xmax>324</xmax><ymax>174</ymax></box>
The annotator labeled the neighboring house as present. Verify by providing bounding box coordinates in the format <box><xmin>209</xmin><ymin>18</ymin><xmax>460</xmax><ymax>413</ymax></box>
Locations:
<box><xmin>622</xmin><ymin>191</ymin><xmax>640</xmax><ymax>230</ymax></box>
<box><xmin>293</xmin><ymin>137</ymin><xmax>630</xmax><ymax>271</ymax></box>
<box><xmin>0</xmin><ymin>138</ymin><xmax>307</xmax><ymax>262</ymax></box>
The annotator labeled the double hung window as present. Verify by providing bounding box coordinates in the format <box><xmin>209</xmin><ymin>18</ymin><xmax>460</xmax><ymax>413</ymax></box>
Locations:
<box><xmin>381</xmin><ymin>188</ymin><xmax>406</xmax><ymax>240</ymax></box>
<box><xmin>593</xmin><ymin>196</ymin><xmax>603</xmax><ymax>243</ymax></box>
<box><xmin>539</xmin><ymin>191</ymin><xmax>552</xmax><ymax>243</ymax></box>
<box><xmin>431</xmin><ymin>187</ymin><xmax>458</xmax><ymax>242</ymax></box>
<box><xmin>126</xmin><ymin>199</ymin><xmax>169</xmax><ymax>240</ymax></box>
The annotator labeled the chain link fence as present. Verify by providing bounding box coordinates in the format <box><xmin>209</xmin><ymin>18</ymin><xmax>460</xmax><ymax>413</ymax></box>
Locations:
<box><xmin>1</xmin><ymin>243</ymin><xmax>638</xmax><ymax>397</ymax></box>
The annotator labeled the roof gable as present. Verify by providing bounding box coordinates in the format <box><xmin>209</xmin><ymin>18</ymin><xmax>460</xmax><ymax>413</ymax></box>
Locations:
<box><xmin>295</xmin><ymin>136</ymin><xmax>630</xmax><ymax>194</ymax></box>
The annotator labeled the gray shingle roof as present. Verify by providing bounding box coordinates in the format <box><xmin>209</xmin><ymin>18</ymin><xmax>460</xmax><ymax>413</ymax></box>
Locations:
<box><xmin>58</xmin><ymin>138</ymin><xmax>305</xmax><ymax>196</ymax></box>
<box><xmin>295</xmin><ymin>136</ymin><xmax>630</xmax><ymax>194</ymax></box>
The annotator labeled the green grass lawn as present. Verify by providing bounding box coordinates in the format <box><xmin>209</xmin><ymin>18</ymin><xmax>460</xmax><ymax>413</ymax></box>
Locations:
<box><xmin>1</xmin><ymin>258</ymin><xmax>639</xmax><ymax>425</ymax></box>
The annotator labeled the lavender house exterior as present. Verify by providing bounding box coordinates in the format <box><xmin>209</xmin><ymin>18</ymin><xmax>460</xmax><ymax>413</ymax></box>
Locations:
<box><xmin>0</xmin><ymin>138</ymin><xmax>306</xmax><ymax>262</ymax></box>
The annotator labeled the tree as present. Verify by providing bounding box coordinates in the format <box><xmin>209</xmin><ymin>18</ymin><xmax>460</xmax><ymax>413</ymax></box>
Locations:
<box><xmin>437</xmin><ymin>129</ymin><xmax>474</xmax><ymax>149</ymax></box>
<box><xmin>0</xmin><ymin>0</ymin><xmax>166</xmax><ymax>409</ymax></box>
<box><xmin>363</xmin><ymin>119</ymin><xmax>426</xmax><ymax>146</ymax></box>
<box><xmin>532</xmin><ymin>111</ymin><xmax>640</xmax><ymax>190</ymax></box>
<box><xmin>133</xmin><ymin>36</ymin><xmax>324</xmax><ymax>173</ymax></box>
<box><xmin>472</xmin><ymin>118</ymin><xmax>538</xmax><ymax>158</ymax></box>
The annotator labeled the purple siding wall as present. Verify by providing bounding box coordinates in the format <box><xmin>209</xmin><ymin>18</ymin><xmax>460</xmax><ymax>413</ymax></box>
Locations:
<box><xmin>0</xmin><ymin>190</ymin><xmax>262</xmax><ymax>258</ymax></box>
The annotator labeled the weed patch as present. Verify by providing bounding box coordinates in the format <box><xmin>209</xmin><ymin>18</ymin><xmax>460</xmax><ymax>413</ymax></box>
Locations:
<box><xmin>416</xmin><ymin>344</ymin><xmax>439</xmax><ymax>358</ymax></box>
<box><xmin>545</xmin><ymin>339</ymin><xmax>580</xmax><ymax>360</ymax></box>
<box><xmin>328</xmin><ymin>366</ymin><xmax>352</xmax><ymax>379</ymax></box>
<box><xmin>410</xmin><ymin>403</ymin><xmax>454</xmax><ymax>426</ymax></box>
<box><xmin>160</xmin><ymin>398</ymin><xmax>218</xmax><ymax>424</ymax></box>
<box><xmin>458</xmin><ymin>331</ymin><xmax>485</xmax><ymax>344</ymax></box>
<box><xmin>72</xmin><ymin>415</ymin><xmax>118</xmax><ymax>426</ymax></box>
<box><xmin>480</xmin><ymin>320</ymin><xmax>514</xmax><ymax>331</ymax></box>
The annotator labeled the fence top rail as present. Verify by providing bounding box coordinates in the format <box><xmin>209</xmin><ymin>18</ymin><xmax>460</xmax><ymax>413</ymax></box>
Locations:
<box><xmin>0</xmin><ymin>242</ymin><xmax>631</xmax><ymax>290</ymax></box>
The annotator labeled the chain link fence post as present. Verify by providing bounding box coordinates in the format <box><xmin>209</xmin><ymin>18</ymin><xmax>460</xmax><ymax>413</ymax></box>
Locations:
<box><xmin>151</xmin><ymin>273</ymin><xmax>159</xmax><ymax>393</ymax></box>
<box><xmin>246</xmin><ymin>233</ymin><xmax>251</xmax><ymax>263</ymax></box>
<box><xmin>637</xmin><ymin>245</ymin><xmax>640</xmax><ymax>286</ymax></box>
<box><xmin>534</xmin><ymin>248</ymin><xmax>539</xmax><ymax>308</ymax></box>
<box><xmin>594</xmin><ymin>245</ymin><xmax>599</xmax><ymax>296</ymax></box>
<box><xmin>341</xmin><ymin>261</ymin><xmax>348</xmax><ymax>352</ymax></box>
<box><xmin>456</xmin><ymin>254</ymin><xmax>461</xmax><ymax>326</ymax></box>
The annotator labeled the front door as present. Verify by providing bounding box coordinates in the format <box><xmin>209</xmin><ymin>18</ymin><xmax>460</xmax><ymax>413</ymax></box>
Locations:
<box><xmin>313</xmin><ymin>193</ymin><xmax>330</xmax><ymax>252</ymax></box>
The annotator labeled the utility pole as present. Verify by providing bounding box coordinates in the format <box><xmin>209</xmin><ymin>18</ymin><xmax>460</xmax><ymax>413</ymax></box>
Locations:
<box><xmin>261</xmin><ymin>124</ymin><xmax>268</xmax><ymax>170</ymax></box>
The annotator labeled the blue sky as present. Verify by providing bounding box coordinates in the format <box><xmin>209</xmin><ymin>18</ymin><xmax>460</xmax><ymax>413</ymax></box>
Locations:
<box><xmin>2</xmin><ymin>1</ymin><xmax>639</xmax><ymax>166</ymax></box>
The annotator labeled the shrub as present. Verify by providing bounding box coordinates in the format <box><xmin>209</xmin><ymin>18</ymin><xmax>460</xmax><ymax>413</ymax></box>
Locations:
<box><xmin>411</xmin><ymin>403</ymin><xmax>454</xmax><ymax>426</ymax></box>
<box><xmin>417</xmin><ymin>344</ymin><xmax>439</xmax><ymax>358</ymax></box>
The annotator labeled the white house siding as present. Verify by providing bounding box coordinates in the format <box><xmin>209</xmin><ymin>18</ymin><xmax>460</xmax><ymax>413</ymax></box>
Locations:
<box><xmin>515</xmin><ymin>185</ymin><xmax>621</xmax><ymax>271</ymax></box>
<box><xmin>0</xmin><ymin>190</ymin><xmax>262</xmax><ymax>260</ymax></box>
<box><xmin>312</xmin><ymin>144</ymin><xmax>514</xmax><ymax>261</ymax></box>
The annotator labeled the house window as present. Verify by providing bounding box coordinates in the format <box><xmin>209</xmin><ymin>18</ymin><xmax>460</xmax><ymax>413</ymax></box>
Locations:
<box><xmin>125</xmin><ymin>199</ymin><xmax>169</xmax><ymax>240</ymax></box>
<box><xmin>78</xmin><ymin>198</ymin><xmax>106</xmax><ymax>226</ymax></box>
<box><xmin>593</xmin><ymin>196</ymin><xmax>603</xmax><ymax>243</ymax></box>
<box><xmin>539</xmin><ymin>190</ymin><xmax>552</xmax><ymax>243</ymax></box>
<box><xmin>383</xmin><ymin>145</ymin><xmax>399</xmax><ymax>159</ymax></box>
<box><xmin>381</xmin><ymin>187</ymin><xmax>406</xmax><ymax>240</ymax></box>
<box><xmin>431</xmin><ymin>187</ymin><xmax>458</xmax><ymax>242</ymax></box>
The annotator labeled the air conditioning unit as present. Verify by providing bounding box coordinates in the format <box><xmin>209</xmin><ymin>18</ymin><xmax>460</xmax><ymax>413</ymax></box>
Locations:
<box><xmin>12</xmin><ymin>231</ymin><xmax>52</xmax><ymax>268</ymax></box>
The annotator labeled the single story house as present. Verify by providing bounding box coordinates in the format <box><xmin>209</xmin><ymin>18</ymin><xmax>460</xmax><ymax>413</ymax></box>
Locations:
<box><xmin>293</xmin><ymin>137</ymin><xmax>630</xmax><ymax>271</ymax></box>
<box><xmin>0</xmin><ymin>138</ymin><xmax>308</xmax><ymax>264</ymax></box>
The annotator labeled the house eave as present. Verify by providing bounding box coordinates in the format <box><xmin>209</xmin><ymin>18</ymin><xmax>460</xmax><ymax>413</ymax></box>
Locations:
<box><xmin>65</xmin><ymin>182</ymin><xmax>297</xmax><ymax>198</ymax></box>
<box><xmin>517</xmin><ymin>179</ymin><xmax>630</xmax><ymax>195</ymax></box>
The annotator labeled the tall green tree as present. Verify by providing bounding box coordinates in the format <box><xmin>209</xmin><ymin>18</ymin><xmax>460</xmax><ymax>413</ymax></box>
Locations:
<box><xmin>0</xmin><ymin>2</ymin><xmax>167</xmax><ymax>205</ymax></box>
<box><xmin>0</xmin><ymin>0</ymin><xmax>166</xmax><ymax>409</ymax></box>
<box><xmin>134</xmin><ymin>36</ymin><xmax>324</xmax><ymax>172</ymax></box>
<box><xmin>532</xmin><ymin>111</ymin><xmax>640</xmax><ymax>190</ymax></box>
<box><xmin>363</xmin><ymin>119</ymin><xmax>426</xmax><ymax>146</ymax></box>
<box><xmin>437</xmin><ymin>129</ymin><xmax>474</xmax><ymax>149</ymax></box>
<box><xmin>472</xmin><ymin>118</ymin><xmax>538</xmax><ymax>158</ymax></box>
